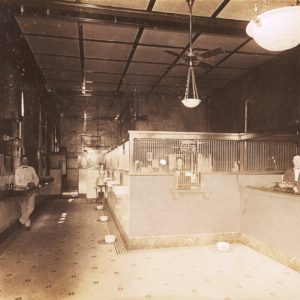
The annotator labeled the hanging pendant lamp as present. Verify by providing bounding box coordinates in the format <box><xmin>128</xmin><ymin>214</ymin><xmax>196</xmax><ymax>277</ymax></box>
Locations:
<box><xmin>181</xmin><ymin>0</ymin><xmax>201</xmax><ymax>108</ymax></box>
<box><xmin>246</xmin><ymin>2</ymin><xmax>300</xmax><ymax>52</ymax></box>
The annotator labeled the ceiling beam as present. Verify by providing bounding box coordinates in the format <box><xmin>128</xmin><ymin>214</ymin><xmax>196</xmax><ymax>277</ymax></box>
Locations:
<box><xmin>77</xmin><ymin>21</ymin><xmax>85</xmax><ymax>90</ymax></box>
<box><xmin>107</xmin><ymin>0</ymin><xmax>156</xmax><ymax>118</ymax></box>
<box><xmin>3</xmin><ymin>0</ymin><xmax>248</xmax><ymax>36</ymax></box>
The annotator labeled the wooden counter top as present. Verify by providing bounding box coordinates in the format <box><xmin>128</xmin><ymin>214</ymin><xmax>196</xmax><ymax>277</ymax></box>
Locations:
<box><xmin>242</xmin><ymin>185</ymin><xmax>300</xmax><ymax>197</ymax></box>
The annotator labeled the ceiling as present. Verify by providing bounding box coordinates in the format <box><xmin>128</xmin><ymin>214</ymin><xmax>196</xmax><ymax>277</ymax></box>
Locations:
<box><xmin>5</xmin><ymin>0</ymin><xmax>293</xmax><ymax>119</ymax></box>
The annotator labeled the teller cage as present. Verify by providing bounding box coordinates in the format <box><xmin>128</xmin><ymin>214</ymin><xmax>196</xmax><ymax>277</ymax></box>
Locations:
<box><xmin>104</xmin><ymin>130</ymin><xmax>299</xmax><ymax>248</ymax></box>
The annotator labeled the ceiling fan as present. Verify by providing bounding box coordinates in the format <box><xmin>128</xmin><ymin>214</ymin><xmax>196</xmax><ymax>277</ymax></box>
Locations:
<box><xmin>165</xmin><ymin>0</ymin><xmax>224</xmax><ymax>69</ymax></box>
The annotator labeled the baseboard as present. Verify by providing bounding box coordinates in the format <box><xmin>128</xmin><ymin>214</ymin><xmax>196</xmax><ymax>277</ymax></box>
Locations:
<box><xmin>239</xmin><ymin>233</ymin><xmax>300</xmax><ymax>273</ymax></box>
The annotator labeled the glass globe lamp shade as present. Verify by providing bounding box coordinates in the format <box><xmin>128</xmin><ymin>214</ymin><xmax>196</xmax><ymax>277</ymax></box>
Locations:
<box><xmin>246</xmin><ymin>6</ymin><xmax>300</xmax><ymax>51</ymax></box>
<box><xmin>181</xmin><ymin>97</ymin><xmax>201</xmax><ymax>108</ymax></box>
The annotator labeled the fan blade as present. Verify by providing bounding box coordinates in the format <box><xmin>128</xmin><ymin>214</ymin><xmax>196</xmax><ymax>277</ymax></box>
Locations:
<box><xmin>164</xmin><ymin>50</ymin><xmax>181</xmax><ymax>57</ymax></box>
<box><xmin>180</xmin><ymin>56</ymin><xmax>190</xmax><ymax>63</ymax></box>
<box><xmin>199</xmin><ymin>47</ymin><xmax>224</xmax><ymax>59</ymax></box>
<box><xmin>198</xmin><ymin>61</ymin><xmax>215</xmax><ymax>69</ymax></box>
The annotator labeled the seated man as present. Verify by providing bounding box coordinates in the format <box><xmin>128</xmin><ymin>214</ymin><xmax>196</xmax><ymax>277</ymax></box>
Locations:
<box><xmin>283</xmin><ymin>154</ymin><xmax>300</xmax><ymax>193</ymax></box>
<box><xmin>14</xmin><ymin>155</ymin><xmax>39</xmax><ymax>229</ymax></box>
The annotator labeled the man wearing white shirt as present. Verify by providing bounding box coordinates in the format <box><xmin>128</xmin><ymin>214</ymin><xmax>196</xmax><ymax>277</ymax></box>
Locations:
<box><xmin>283</xmin><ymin>155</ymin><xmax>300</xmax><ymax>193</ymax></box>
<box><xmin>15</xmin><ymin>155</ymin><xmax>39</xmax><ymax>228</ymax></box>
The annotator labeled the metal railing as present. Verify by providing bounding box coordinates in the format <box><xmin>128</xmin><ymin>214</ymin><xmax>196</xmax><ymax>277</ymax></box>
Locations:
<box><xmin>131</xmin><ymin>138</ymin><xmax>298</xmax><ymax>173</ymax></box>
<box><xmin>105</xmin><ymin>131</ymin><xmax>299</xmax><ymax>190</ymax></box>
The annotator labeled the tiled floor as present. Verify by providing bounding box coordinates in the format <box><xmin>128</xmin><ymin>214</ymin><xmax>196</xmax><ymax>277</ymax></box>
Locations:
<box><xmin>1</xmin><ymin>197</ymin><xmax>300</xmax><ymax>300</ymax></box>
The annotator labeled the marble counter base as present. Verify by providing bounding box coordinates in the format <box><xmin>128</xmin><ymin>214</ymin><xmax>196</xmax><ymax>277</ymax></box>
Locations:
<box><xmin>107</xmin><ymin>203</ymin><xmax>239</xmax><ymax>251</ymax></box>
<box><xmin>107</xmin><ymin>205</ymin><xmax>300</xmax><ymax>273</ymax></box>
<box><xmin>124</xmin><ymin>232</ymin><xmax>300</xmax><ymax>273</ymax></box>
<box><xmin>240</xmin><ymin>233</ymin><xmax>300</xmax><ymax>273</ymax></box>
<box><xmin>126</xmin><ymin>232</ymin><xmax>240</xmax><ymax>250</ymax></box>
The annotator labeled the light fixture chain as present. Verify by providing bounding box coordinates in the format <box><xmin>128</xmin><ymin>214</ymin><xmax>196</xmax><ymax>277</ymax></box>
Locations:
<box><xmin>184</xmin><ymin>67</ymin><xmax>191</xmax><ymax>99</ymax></box>
<box><xmin>191</xmin><ymin>67</ymin><xmax>199</xmax><ymax>99</ymax></box>
<box><xmin>181</xmin><ymin>0</ymin><xmax>201</xmax><ymax>108</ymax></box>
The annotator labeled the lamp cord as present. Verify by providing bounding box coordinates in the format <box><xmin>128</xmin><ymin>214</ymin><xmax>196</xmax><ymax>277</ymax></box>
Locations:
<box><xmin>188</xmin><ymin>0</ymin><xmax>194</xmax><ymax>59</ymax></box>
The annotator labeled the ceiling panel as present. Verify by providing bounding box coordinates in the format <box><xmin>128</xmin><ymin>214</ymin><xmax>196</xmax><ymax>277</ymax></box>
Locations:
<box><xmin>86</xmin><ymin>82</ymin><xmax>117</xmax><ymax>92</ymax></box>
<box><xmin>193</xmin><ymin>33</ymin><xmax>248</xmax><ymax>51</ymax></box>
<box><xmin>204</xmin><ymin>67</ymin><xmax>248</xmax><ymax>80</ymax></box>
<box><xmin>140</xmin><ymin>28</ymin><xmax>189</xmax><ymax>47</ymax></box>
<box><xmin>220</xmin><ymin>53</ymin><xmax>273</xmax><ymax>68</ymax></box>
<box><xmin>197</xmin><ymin>79</ymin><xmax>230</xmax><ymax>89</ymax></box>
<box><xmin>218</xmin><ymin>0</ymin><xmax>292</xmax><ymax>21</ymax></box>
<box><xmin>83</xmin><ymin>23</ymin><xmax>138</xmax><ymax>42</ymax></box>
<box><xmin>122</xmin><ymin>75</ymin><xmax>160</xmax><ymax>85</ymax></box>
<box><xmin>166</xmin><ymin>66</ymin><xmax>188</xmax><ymax>77</ymax></box>
<box><xmin>158</xmin><ymin>76</ymin><xmax>185</xmax><ymax>87</ymax></box>
<box><xmin>84</xmin><ymin>41</ymin><xmax>132</xmax><ymax>60</ymax></box>
<box><xmin>126</xmin><ymin>62</ymin><xmax>169</xmax><ymax>76</ymax></box>
<box><xmin>152</xmin><ymin>85</ymin><xmax>213</xmax><ymax>98</ymax></box>
<box><xmin>16</xmin><ymin>16</ymin><xmax>78</xmax><ymax>38</ymax></box>
<box><xmin>42</xmin><ymin>69</ymin><xmax>82</xmax><ymax>81</ymax></box>
<box><xmin>47</xmin><ymin>80</ymin><xmax>82</xmax><ymax>90</ymax></box>
<box><xmin>153</xmin><ymin>0</ymin><xmax>224</xmax><ymax>17</ymax></box>
<box><xmin>238</xmin><ymin>40</ymin><xmax>279</xmax><ymax>55</ymax></box>
<box><xmin>151</xmin><ymin>86</ymin><xmax>185</xmax><ymax>96</ymax></box>
<box><xmin>85</xmin><ymin>72</ymin><xmax>121</xmax><ymax>84</ymax></box>
<box><xmin>120</xmin><ymin>84</ymin><xmax>152</xmax><ymax>94</ymax></box>
<box><xmin>25</xmin><ymin>36</ymin><xmax>80</xmax><ymax>56</ymax></box>
<box><xmin>85</xmin><ymin>59</ymin><xmax>126</xmax><ymax>73</ymax></box>
<box><xmin>35</xmin><ymin>55</ymin><xmax>81</xmax><ymax>71</ymax></box>
<box><xmin>166</xmin><ymin>65</ymin><xmax>206</xmax><ymax>77</ymax></box>
<box><xmin>78</xmin><ymin>0</ymin><xmax>150</xmax><ymax>10</ymax></box>
<box><xmin>132</xmin><ymin>45</ymin><xmax>182</xmax><ymax>63</ymax></box>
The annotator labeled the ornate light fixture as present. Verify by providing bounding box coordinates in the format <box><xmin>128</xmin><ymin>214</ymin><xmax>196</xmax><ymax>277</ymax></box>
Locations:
<box><xmin>181</xmin><ymin>0</ymin><xmax>201</xmax><ymax>108</ymax></box>
<box><xmin>181</xmin><ymin>65</ymin><xmax>201</xmax><ymax>108</ymax></box>
<box><xmin>246</xmin><ymin>1</ymin><xmax>300</xmax><ymax>52</ymax></box>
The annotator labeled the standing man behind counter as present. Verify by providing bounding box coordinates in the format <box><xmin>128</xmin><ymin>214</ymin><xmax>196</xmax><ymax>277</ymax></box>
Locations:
<box><xmin>283</xmin><ymin>154</ymin><xmax>300</xmax><ymax>193</ymax></box>
<box><xmin>15</xmin><ymin>155</ymin><xmax>39</xmax><ymax>228</ymax></box>
<box><xmin>95</xmin><ymin>163</ymin><xmax>108</xmax><ymax>207</ymax></box>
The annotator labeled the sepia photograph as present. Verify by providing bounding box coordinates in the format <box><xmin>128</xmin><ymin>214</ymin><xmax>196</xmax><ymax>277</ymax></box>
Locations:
<box><xmin>1</xmin><ymin>0</ymin><xmax>300</xmax><ymax>299</ymax></box>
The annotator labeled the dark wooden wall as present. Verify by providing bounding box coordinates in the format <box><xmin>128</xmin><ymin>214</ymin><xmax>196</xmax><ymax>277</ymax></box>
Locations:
<box><xmin>0</xmin><ymin>9</ymin><xmax>60</xmax><ymax>175</ymax></box>
<box><xmin>210</xmin><ymin>46</ymin><xmax>300</xmax><ymax>134</ymax></box>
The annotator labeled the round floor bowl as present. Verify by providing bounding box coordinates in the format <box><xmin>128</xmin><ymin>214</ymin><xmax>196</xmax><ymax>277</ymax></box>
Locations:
<box><xmin>100</xmin><ymin>215</ymin><xmax>108</xmax><ymax>222</ymax></box>
<box><xmin>105</xmin><ymin>234</ymin><xmax>116</xmax><ymax>244</ymax></box>
<box><xmin>216</xmin><ymin>242</ymin><xmax>230</xmax><ymax>252</ymax></box>
<box><xmin>96</xmin><ymin>205</ymin><xmax>104</xmax><ymax>210</ymax></box>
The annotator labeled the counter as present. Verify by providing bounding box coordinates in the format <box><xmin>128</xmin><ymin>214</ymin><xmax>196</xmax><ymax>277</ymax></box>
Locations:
<box><xmin>240</xmin><ymin>185</ymin><xmax>300</xmax><ymax>262</ymax></box>
<box><xmin>109</xmin><ymin>173</ymin><xmax>282</xmax><ymax>247</ymax></box>
<box><xmin>108</xmin><ymin>173</ymin><xmax>282</xmax><ymax>240</ymax></box>
<box><xmin>0</xmin><ymin>180</ymin><xmax>54</xmax><ymax>235</ymax></box>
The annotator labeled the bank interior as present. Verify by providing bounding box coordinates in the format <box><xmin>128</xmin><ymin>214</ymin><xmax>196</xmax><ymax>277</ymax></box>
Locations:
<box><xmin>1</xmin><ymin>1</ymin><xmax>300</xmax><ymax>299</ymax></box>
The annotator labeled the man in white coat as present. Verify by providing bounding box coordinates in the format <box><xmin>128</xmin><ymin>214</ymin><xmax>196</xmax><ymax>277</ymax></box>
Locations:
<box><xmin>15</xmin><ymin>155</ymin><xmax>39</xmax><ymax>229</ymax></box>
